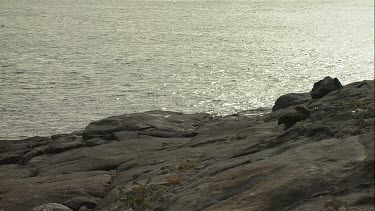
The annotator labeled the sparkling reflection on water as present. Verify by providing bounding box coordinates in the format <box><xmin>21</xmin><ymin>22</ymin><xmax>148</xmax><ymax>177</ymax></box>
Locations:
<box><xmin>0</xmin><ymin>0</ymin><xmax>374</xmax><ymax>139</ymax></box>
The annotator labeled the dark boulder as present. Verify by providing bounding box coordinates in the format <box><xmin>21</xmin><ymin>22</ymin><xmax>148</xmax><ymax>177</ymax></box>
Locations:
<box><xmin>311</xmin><ymin>76</ymin><xmax>343</xmax><ymax>99</ymax></box>
<box><xmin>272</xmin><ymin>93</ymin><xmax>311</xmax><ymax>112</ymax></box>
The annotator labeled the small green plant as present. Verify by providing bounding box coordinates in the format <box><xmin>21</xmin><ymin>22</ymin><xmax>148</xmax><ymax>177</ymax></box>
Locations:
<box><xmin>177</xmin><ymin>160</ymin><xmax>202</xmax><ymax>172</ymax></box>
<box><xmin>117</xmin><ymin>176</ymin><xmax>167</xmax><ymax>211</ymax></box>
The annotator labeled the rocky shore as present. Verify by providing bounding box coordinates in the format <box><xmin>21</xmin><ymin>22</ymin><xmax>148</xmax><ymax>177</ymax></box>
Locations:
<box><xmin>0</xmin><ymin>79</ymin><xmax>374</xmax><ymax>211</ymax></box>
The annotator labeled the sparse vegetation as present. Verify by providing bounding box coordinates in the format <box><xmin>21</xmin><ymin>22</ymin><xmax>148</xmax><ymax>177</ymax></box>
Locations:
<box><xmin>323</xmin><ymin>198</ymin><xmax>348</xmax><ymax>211</ymax></box>
<box><xmin>318</xmin><ymin>116</ymin><xmax>331</xmax><ymax>123</ymax></box>
<box><xmin>166</xmin><ymin>175</ymin><xmax>181</xmax><ymax>186</ymax></box>
<box><xmin>341</xmin><ymin>99</ymin><xmax>373</xmax><ymax>110</ymax></box>
<box><xmin>117</xmin><ymin>176</ymin><xmax>167</xmax><ymax>211</ymax></box>
<box><xmin>270</xmin><ymin>125</ymin><xmax>281</xmax><ymax>133</ymax></box>
<box><xmin>177</xmin><ymin>160</ymin><xmax>202</xmax><ymax>172</ymax></box>
<box><xmin>355</xmin><ymin>119</ymin><xmax>375</xmax><ymax>129</ymax></box>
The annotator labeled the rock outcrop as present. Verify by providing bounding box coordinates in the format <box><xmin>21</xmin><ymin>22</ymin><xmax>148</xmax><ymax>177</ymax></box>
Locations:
<box><xmin>272</xmin><ymin>93</ymin><xmax>311</xmax><ymax>111</ymax></box>
<box><xmin>0</xmin><ymin>80</ymin><xmax>374</xmax><ymax>211</ymax></box>
<box><xmin>311</xmin><ymin>76</ymin><xmax>343</xmax><ymax>99</ymax></box>
<box><xmin>272</xmin><ymin>76</ymin><xmax>344</xmax><ymax>111</ymax></box>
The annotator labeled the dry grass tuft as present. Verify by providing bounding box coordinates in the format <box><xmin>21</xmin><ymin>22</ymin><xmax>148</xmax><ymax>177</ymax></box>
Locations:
<box><xmin>166</xmin><ymin>175</ymin><xmax>181</xmax><ymax>186</ymax></box>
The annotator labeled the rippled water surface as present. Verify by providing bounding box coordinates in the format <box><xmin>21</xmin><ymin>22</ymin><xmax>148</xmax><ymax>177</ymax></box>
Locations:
<box><xmin>0</xmin><ymin>0</ymin><xmax>374</xmax><ymax>139</ymax></box>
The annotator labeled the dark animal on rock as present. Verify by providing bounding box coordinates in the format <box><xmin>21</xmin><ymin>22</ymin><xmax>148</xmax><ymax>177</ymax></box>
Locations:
<box><xmin>278</xmin><ymin>106</ymin><xmax>311</xmax><ymax>130</ymax></box>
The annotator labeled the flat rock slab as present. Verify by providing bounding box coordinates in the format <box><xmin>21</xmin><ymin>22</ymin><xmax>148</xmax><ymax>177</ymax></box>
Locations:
<box><xmin>81</xmin><ymin>111</ymin><xmax>212</xmax><ymax>141</ymax></box>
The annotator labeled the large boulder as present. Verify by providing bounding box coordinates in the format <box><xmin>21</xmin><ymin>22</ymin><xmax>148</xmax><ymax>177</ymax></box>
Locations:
<box><xmin>311</xmin><ymin>76</ymin><xmax>343</xmax><ymax>99</ymax></box>
<box><xmin>272</xmin><ymin>93</ymin><xmax>311</xmax><ymax>112</ymax></box>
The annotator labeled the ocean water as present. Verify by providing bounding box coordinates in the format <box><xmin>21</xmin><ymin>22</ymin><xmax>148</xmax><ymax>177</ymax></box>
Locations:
<box><xmin>0</xmin><ymin>0</ymin><xmax>374</xmax><ymax>139</ymax></box>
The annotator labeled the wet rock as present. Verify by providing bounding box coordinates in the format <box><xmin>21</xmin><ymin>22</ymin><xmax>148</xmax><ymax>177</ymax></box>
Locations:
<box><xmin>311</xmin><ymin>76</ymin><xmax>343</xmax><ymax>99</ymax></box>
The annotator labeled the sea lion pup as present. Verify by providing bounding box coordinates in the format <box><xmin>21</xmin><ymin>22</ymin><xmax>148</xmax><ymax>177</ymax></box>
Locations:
<box><xmin>278</xmin><ymin>106</ymin><xmax>311</xmax><ymax>130</ymax></box>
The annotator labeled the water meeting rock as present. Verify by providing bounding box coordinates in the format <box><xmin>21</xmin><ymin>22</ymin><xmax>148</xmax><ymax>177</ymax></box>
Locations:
<box><xmin>0</xmin><ymin>80</ymin><xmax>373</xmax><ymax>211</ymax></box>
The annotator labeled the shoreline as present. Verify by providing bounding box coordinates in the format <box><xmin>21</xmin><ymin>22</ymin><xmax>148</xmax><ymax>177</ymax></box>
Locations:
<box><xmin>1</xmin><ymin>107</ymin><xmax>274</xmax><ymax>141</ymax></box>
<box><xmin>1</xmin><ymin>78</ymin><xmax>374</xmax><ymax>211</ymax></box>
